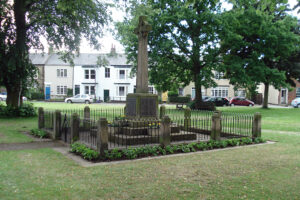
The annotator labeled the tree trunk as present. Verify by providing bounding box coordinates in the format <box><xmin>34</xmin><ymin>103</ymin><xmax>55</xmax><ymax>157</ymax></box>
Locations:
<box><xmin>194</xmin><ymin>74</ymin><xmax>203</xmax><ymax>109</ymax></box>
<box><xmin>263</xmin><ymin>83</ymin><xmax>269</xmax><ymax>109</ymax></box>
<box><xmin>5</xmin><ymin>0</ymin><xmax>27</xmax><ymax>108</ymax></box>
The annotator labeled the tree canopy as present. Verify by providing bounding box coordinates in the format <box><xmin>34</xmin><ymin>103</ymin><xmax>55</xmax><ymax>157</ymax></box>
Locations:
<box><xmin>116</xmin><ymin>0</ymin><xmax>222</xmax><ymax>107</ymax></box>
<box><xmin>0</xmin><ymin>0</ymin><xmax>110</xmax><ymax>107</ymax></box>
<box><xmin>219</xmin><ymin>0</ymin><xmax>300</xmax><ymax>108</ymax></box>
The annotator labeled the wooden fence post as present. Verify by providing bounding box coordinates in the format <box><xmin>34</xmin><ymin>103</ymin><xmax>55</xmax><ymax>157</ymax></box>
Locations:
<box><xmin>160</xmin><ymin>105</ymin><xmax>166</xmax><ymax>119</ymax></box>
<box><xmin>160</xmin><ymin>116</ymin><xmax>171</xmax><ymax>147</ymax></box>
<box><xmin>211</xmin><ymin>111</ymin><xmax>221</xmax><ymax>141</ymax></box>
<box><xmin>70</xmin><ymin>113</ymin><xmax>80</xmax><ymax>143</ymax></box>
<box><xmin>97</xmin><ymin>118</ymin><xmax>108</xmax><ymax>156</ymax></box>
<box><xmin>53</xmin><ymin>110</ymin><xmax>61</xmax><ymax>139</ymax></box>
<box><xmin>38</xmin><ymin>107</ymin><xmax>44</xmax><ymax>129</ymax></box>
<box><xmin>252</xmin><ymin>112</ymin><xmax>262</xmax><ymax>138</ymax></box>
<box><xmin>84</xmin><ymin>106</ymin><xmax>90</xmax><ymax>130</ymax></box>
<box><xmin>184</xmin><ymin>107</ymin><xmax>191</xmax><ymax>131</ymax></box>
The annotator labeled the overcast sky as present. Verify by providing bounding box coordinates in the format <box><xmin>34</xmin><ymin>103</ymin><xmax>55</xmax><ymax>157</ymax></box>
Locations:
<box><xmin>41</xmin><ymin>0</ymin><xmax>300</xmax><ymax>54</ymax></box>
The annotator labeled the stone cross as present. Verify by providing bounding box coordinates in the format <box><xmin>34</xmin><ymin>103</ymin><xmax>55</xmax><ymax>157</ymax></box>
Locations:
<box><xmin>134</xmin><ymin>16</ymin><xmax>152</xmax><ymax>93</ymax></box>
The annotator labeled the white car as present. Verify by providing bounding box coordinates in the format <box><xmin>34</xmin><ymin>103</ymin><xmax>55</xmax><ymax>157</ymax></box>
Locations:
<box><xmin>65</xmin><ymin>94</ymin><xmax>94</xmax><ymax>104</ymax></box>
<box><xmin>0</xmin><ymin>94</ymin><xmax>27</xmax><ymax>101</ymax></box>
<box><xmin>291</xmin><ymin>97</ymin><xmax>300</xmax><ymax>108</ymax></box>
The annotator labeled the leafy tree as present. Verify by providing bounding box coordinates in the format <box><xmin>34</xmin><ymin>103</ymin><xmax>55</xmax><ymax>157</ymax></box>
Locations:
<box><xmin>116</xmin><ymin>0</ymin><xmax>221</xmax><ymax>108</ymax></box>
<box><xmin>0</xmin><ymin>0</ymin><xmax>109</xmax><ymax>107</ymax></box>
<box><xmin>219</xmin><ymin>0</ymin><xmax>300</xmax><ymax>108</ymax></box>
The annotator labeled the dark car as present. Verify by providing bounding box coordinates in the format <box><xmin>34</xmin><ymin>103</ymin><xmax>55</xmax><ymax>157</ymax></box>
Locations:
<box><xmin>204</xmin><ymin>97</ymin><xmax>229</xmax><ymax>106</ymax></box>
<box><xmin>229</xmin><ymin>97</ymin><xmax>254</xmax><ymax>106</ymax></box>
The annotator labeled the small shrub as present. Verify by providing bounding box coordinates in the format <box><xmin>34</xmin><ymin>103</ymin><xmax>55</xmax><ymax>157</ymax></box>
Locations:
<box><xmin>122</xmin><ymin>148</ymin><xmax>138</xmax><ymax>159</ymax></box>
<box><xmin>241</xmin><ymin>137</ymin><xmax>252</xmax><ymax>145</ymax></box>
<box><xmin>70</xmin><ymin>142</ymin><xmax>99</xmax><ymax>161</ymax></box>
<box><xmin>30</xmin><ymin>92</ymin><xmax>45</xmax><ymax>100</ymax></box>
<box><xmin>30</xmin><ymin>128</ymin><xmax>47</xmax><ymax>138</ymax></box>
<box><xmin>254</xmin><ymin>137</ymin><xmax>266</xmax><ymax>144</ymax></box>
<box><xmin>0</xmin><ymin>103</ymin><xmax>36</xmax><ymax>117</ymax></box>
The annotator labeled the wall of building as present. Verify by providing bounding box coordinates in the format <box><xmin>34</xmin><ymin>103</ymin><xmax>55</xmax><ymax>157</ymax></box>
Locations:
<box><xmin>257</xmin><ymin>84</ymin><xmax>280</xmax><ymax>105</ymax></box>
<box><xmin>288</xmin><ymin>80</ymin><xmax>300</xmax><ymax>104</ymax></box>
<box><xmin>44</xmin><ymin>65</ymin><xmax>73</xmax><ymax>99</ymax></box>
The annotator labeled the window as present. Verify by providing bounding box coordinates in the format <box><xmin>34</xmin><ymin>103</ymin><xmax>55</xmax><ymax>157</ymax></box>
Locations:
<box><xmin>57</xmin><ymin>69</ymin><xmax>67</xmax><ymax>77</ymax></box>
<box><xmin>75</xmin><ymin>85</ymin><xmax>80</xmax><ymax>95</ymax></box>
<box><xmin>178</xmin><ymin>88</ymin><xmax>184</xmax><ymax>96</ymax></box>
<box><xmin>149</xmin><ymin>87</ymin><xmax>154</xmax><ymax>94</ymax></box>
<box><xmin>119</xmin><ymin>86</ymin><xmax>125</xmax><ymax>96</ymax></box>
<box><xmin>85</xmin><ymin>70</ymin><xmax>89</xmax><ymax>79</ymax></box>
<box><xmin>57</xmin><ymin>86</ymin><xmax>67</xmax><ymax>95</ymax></box>
<box><xmin>85</xmin><ymin>69</ymin><xmax>96</xmax><ymax>79</ymax></box>
<box><xmin>105</xmin><ymin>68</ymin><xmax>110</xmax><ymax>78</ymax></box>
<box><xmin>215</xmin><ymin>72</ymin><xmax>224</xmax><ymax>80</ymax></box>
<box><xmin>85</xmin><ymin>86</ymin><xmax>89</xmax><ymax>94</ymax></box>
<box><xmin>90</xmin><ymin>86</ymin><xmax>95</xmax><ymax>95</ymax></box>
<box><xmin>296</xmin><ymin>88</ymin><xmax>300</xmax><ymax>97</ymax></box>
<box><xmin>211</xmin><ymin>87</ymin><xmax>228</xmax><ymax>97</ymax></box>
<box><xmin>90</xmin><ymin>70</ymin><xmax>96</xmax><ymax>79</ymax></box>
<box><xmin>235</xmin><ymin>90</ymin><xmax>246</xmax><ymax>97</ymax></box>
<box><xmin>119</xmin><ymin>70</ymin><xmax>125</xmax><ymax>79</ymax></box>
<box><xmin>191</xmin><ymin>88</ymin><xmax>195</xmax><ymax>100</ymax></box>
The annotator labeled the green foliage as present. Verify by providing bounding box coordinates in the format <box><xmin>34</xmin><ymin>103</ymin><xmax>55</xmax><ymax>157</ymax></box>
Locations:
<box><xmin>115</xmin><ymin>0</ymin><xmax>221</xmax><ymax>106</ymax></box>
<box><xmin>101</xmin><ymin>137</ymin><xmax>266</xmax><ymax>161</ymax></box>
<box><xmin>67</xmin><ymin>89</ymin><xmax>73</xmax><ymax>97</ymax></box>
<box><xmin>30</xmin><ymin>92</ymin><xmax>45</xmax><ymax>100</ymax></box>
<box><xmin>1</xmin><ymin>0</ymin><xmax>110</xmax><ymax>107</ymax></box>
<box><xmin>0</xmin><ymin>103</ymin><xmax>36</xmax><ymax>117</ymax></box>
<box><xmin>30</xmin><ymin>128</ymin><xmax>47</xmax><ymax>138</ymax></box>
<box><xmin>70</xmin><ymin>142</ymin><xmax>99</xmax><ymax>161</ymax></box>
<box><xmin>167</xmin><ymin>91</ymin><xmax>178</xmax><ymax>97</ymax></box>
<box><xmin>169</xmin><ymin>96</ymin><xmax>190</xmax><ymax>103</ymax></box>
<box><xmin>187</xmin><ymin>101</ymin><xmax>216</xmax><ymax>111</ymax></box>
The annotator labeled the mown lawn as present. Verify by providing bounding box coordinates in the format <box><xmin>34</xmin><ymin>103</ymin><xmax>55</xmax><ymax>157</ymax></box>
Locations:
<box><xmin>0</xmin><ymin>102</ymin><xmax>299</xmax><ymax>199</ymax></box>
<box><xmin>0</xmin><ymin>131</ymin><xmax>300</xmax><ymax>199</ymax></box>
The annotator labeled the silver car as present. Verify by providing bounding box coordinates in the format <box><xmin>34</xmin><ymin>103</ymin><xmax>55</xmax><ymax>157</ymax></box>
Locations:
<box><xmin>65</xmin><ymin>94</ymin><xmax>94</xmax><ymax>104</ymax></box>
<box><xmin>291</xmin><ymin>97</ymin><xmax>300</xmax><ymax>108</ymax></box>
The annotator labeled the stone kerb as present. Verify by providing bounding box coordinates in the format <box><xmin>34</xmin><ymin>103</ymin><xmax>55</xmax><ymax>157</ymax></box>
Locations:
<box><xmin>252</xmin><ymin>112</ymin><xmax>262</xmax><ymax>138</ymax></box>
<box><xmin>38</xmin><ymin>107</ymin><xmax>44</xmax><ymax>129</ymax></box>
<box><xmin>211</xmin><ymin>111</ymin><xmax>221</xmax><ymax>141</ymax></box>
<box><xmin>159</xmin><ymin>116</ymin><xmax>171</xmax><ymax>147</ymax></box>
<box><xmin>97</xmin><ymin>118</ymin><xmax>109</xmax><ymax>156</ymax></box>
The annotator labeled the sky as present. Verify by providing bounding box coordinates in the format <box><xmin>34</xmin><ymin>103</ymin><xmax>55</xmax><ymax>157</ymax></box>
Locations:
<box><xmin>41</xmin><ymin>0</ymin><xmax>300</xmax><ymax>54</ymax></box>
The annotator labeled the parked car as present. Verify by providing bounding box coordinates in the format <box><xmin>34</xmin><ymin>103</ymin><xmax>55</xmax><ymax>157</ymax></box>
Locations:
<box><xmin>230</xmin><ymin>97</ymin><xmax>254</xmax><ymax>106</ymax></box>
<box><xmin>291</xmin><ymin>97</ymin><xmax>300</xmax><ymax>108</ymax></box>
<box><xmin>0</xmin><ymin>93</ymin><xmax>27</xmax><ymax>101</ymax></box>
<box><xmin>204</xmin><ymin>97</ymin><xmax>229</xmax><ymax>106</ymax></box>
<box><xmin>65</xmin><ymin>94</ymin><xmax>94</xmax><ymax>104</ymax></box>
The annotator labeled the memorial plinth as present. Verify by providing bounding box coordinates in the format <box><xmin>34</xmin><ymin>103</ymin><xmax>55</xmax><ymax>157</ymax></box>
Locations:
<box><xmin>126</xmin><ymin>93</ymin><xmax>158</xmax><ymax>119</ymax></box>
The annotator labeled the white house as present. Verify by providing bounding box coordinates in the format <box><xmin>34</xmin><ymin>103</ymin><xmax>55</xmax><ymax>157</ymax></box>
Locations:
<box><xmin>72</xmin><ymin>53</ymin><xmax>157</xmax><ymax>102</ymax></box>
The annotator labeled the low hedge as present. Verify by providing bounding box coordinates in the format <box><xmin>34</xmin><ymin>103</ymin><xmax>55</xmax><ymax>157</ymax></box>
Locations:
<box><xmin>70</xmin><ymin>137</ymin><xmax>266</xmax><ymax>161</ymax></box>
<box><xmin>0</xmin><ymin>103</ymin><xmax>36</xmax><ymax>117</ymax></box>
<box><xmin>187</xmin><ymin>101</ymin><xmax>216</xmax><ymax>111</ymax></box>
<box><xmin>169</xmin><ymin>96</ymin><xmax>190</xmax><ymax>103</ymax></box>
<box><xmin>30</xmin><ymin>92</ymin><xmax>45</xmax><ymax>100</ymax></box>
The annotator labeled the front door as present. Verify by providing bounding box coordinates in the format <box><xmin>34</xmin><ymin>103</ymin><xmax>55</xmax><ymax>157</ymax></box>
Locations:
<box><xmin>104</xmin><ymin>90</ymin><xmax>110</xmax><ymax>102</ymax></box>
<box><xmin>281</xmin><ymin>89</ymin><xmax>287</xmax><ymax>104</ymax></box>
<box><xmin>45</xmin><ymin>86</ymin><xmax>50</xmax><ymax>100</ymax></box>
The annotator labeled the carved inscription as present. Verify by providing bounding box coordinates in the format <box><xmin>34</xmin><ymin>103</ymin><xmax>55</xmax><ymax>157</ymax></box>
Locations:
<box><xmin>126</xmin><ymin>98</ymin><xmax>137</xmax><ymax>116</ymax></box>
<box><xmin>140</xmin><ymin>98</ymin><xmax>156</xmax><ymax>117</ymax></box>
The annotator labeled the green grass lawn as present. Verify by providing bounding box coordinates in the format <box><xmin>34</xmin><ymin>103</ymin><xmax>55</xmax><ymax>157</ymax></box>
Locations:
<box><xmin>0</xmin><ymin>131</ymin><xmax>300</xmax><ymax>199</ymax></box>
<box><xmin>0</xmin><ymin>102</ymin><xmax>300</xmax><ymax>199</ymax></box>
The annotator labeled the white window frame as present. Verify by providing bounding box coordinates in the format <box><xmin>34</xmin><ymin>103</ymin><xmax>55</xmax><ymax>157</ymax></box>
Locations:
<box><xmin>178</xmin><ymin>88</ymin><xmax>184</xmax><ymax>96</ymax></box>
<box><xmin>57</xmin><ymin>85</ymin><xmax>67</xmax><ymax>95</ymax></box>
<box><xmin>116</xmin><ymin>85</ymin><xmax>128</xmax><ymax>97</ymax></box>
<box><xmin>57</xmin><ymin>69</ymin><xmax>67</xmax><ymax>77</ymax></box>
<box><xmin>215</xmin><ymin>72</ymin><xmax>224</xmax><ymax>80</ymax></box>
<box><xmin>211</xmin><ymin>86</ymin><xmax>228</xmax><ymax>97</ymax></box>
<box><xmin>119</xmin><ymin>70</ymin><xmax>125</xmax><ymax>79</ymax></box>
<box><xmin>149</xmin><ymin>86</ymin><xmax>154</xmax><ymax>94</ymax></box>
<box><xmin>105</xmin><ymin>68</ymin><xmax>110</xmax><ymax>78</ymax></box>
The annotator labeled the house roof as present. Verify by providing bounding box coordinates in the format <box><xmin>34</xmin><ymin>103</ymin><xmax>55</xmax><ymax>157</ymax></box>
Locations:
<box><xmin>29</xmin><ymin>53</ymin><xmax>51</xmax><ymax>65</ymax></box>
<box><xmin>29</xmin><ymin>53</ymin><xmax>130</xmax><ymax>66</ymax></box>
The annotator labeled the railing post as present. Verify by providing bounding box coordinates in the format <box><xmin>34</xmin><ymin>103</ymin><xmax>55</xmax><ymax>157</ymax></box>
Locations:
<box><xmin>184</xmin><ymin>107</ymin><xmax>191</xmax><ymax>131</ymax></box>
<box><xmin>160</xmin><ymin>105</ymin><xmax>166</xmax><ymax>119</ymax></box>
<box><xmin>160</xmin><ymin>116</ymin><xmax>171</xmax><ymax>147</ymax></box>
<box><xmin>211</xmin><ymin>111</ymin><xmax>221</xmax><ymax>141</ymax></box>
<box><xmin>252</xmin><ymin>112</ymin><xmax>262</xmax><ymax>138</ymax></box>
<box><xmin>53</xmin><ymin>110</ymin><xmax>61</xmax><ymax>139</ymax></box>
<box><xmin>97</xmin><ymin>118</ymin><xmax>108</xmax><ymax>156</ymax></box>
<box><xmin>84</xmin><ymin>106</ymin><xmax>90</xmax><ymax>130</ymax></box>
<box><xmin>70</xmin><ymin>113</ymin><xmax>80</xmax><ymax>143</ymax></box>
<box><xmin>38</xmin><ymin>107</ymin><xmax>44</xmax><ymax>129</ymax></box>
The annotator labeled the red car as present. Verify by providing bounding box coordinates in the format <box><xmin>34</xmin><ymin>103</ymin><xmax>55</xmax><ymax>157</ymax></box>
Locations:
<box><xmin>229</xmin><ymin>97</ymin><xmax>254</xmax><ymax>107</ymax></box>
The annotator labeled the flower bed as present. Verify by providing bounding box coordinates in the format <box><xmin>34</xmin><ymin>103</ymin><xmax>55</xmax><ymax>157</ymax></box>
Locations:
<box><xmin>70</xmin><ymin>137</ymin><xmax>266</xmax><ymax>162</ymax></box>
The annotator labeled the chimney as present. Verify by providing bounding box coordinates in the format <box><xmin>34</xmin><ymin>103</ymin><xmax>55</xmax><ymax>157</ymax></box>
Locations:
<box><xmin>110</xmin><ymin>44</ymin><xmax>116</xmax><ymax>54</ymax></box>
